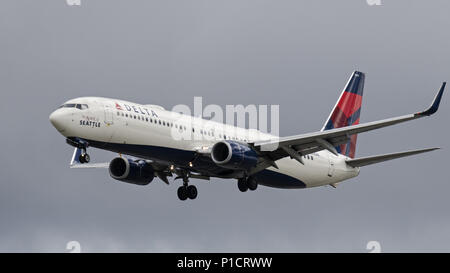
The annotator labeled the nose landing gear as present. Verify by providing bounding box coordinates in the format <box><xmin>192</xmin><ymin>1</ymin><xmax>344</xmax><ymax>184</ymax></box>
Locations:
<box><xmin>78</xmin><ymin>149</ymin><xmax>90</xmax><ymax>164</ymax></box>
<box><xmin>66</xmin><ymin>138</ymin><xmax>91</xmax><ymax>164</ymax></box>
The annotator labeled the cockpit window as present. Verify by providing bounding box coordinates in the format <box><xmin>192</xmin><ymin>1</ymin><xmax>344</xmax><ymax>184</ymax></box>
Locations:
<box><xmin>59</xmin><ymin>104</ymin><xmax>88</xmax><ymax>110</ymax></box>
<box><xmin>59</xmin><ymin>103</ymin><xmax>76</xmax><ymax>108</ymax></box>
<box><xmin>77</xmin><ymin>104</ymin><xmax>89</xmax><ymax>110</ymax></box>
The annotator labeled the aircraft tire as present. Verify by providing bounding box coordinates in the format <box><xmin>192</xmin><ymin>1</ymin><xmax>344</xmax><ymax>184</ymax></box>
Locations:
<box><xmin>237</xmin><ymin>178</ymin><xmax>248</xmax><ymax>192</ymax></box>
<box><xmin>82</xmin><ymin>153</ymin><xmax>90</xmax><ymax>163</ymax></box>
<box><xmin>187</xmin><ymin>185</ymin><xmax>198</xmax><ymax>199</ymax></box>
<box><xmin>177</xmin><ymin>186</ymin><xmax>188</xmax><ymax>201</ymax></box>
<box><xmin>247</xmin><ymin>177</ymin><xmax>258</xmax><ymax>191</ymax></box>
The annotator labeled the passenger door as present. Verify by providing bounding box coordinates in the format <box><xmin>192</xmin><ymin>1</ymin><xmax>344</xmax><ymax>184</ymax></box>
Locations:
<box><xmin>104</xmin><ymin>104</ymin><xmax>114</xmax><ymax>126</ymax></box>
<box><xmin>100</xmin><ymin>103</ymin><xmax>116</xmax><ymax>143</ymax></box>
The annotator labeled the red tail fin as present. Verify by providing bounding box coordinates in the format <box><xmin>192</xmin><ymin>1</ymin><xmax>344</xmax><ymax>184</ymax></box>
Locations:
<box><xmin>322</xmin><ymin>71</ymin><xmax>365</xmax><ymax>158</ymax></box>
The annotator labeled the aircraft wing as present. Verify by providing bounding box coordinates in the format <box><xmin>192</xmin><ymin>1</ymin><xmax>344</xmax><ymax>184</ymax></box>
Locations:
<box><xmin>252</xmin><ymin>82</ymin><xmax>445</xmax><ymax>164</ymax></box>
<box><xmin>68</xmin><ymin>148</ymin><xmax>211</xmax><ymax>185</ymax></box>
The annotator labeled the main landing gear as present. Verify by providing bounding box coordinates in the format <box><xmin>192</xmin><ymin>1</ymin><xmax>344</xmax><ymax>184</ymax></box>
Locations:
<box><xmin>176</xmin><ymin>175</ymin><xmax>198</xmax><ymax>201</ymax></box>
<box><xmin>177</xmin><ymin>184</ymin><xmax>198</xmax><ymax>201</ymax></box>
<box><xmin>237</xmin><ymin>176</ymin><xmax>258</xmax><ymax>192</ymax></box>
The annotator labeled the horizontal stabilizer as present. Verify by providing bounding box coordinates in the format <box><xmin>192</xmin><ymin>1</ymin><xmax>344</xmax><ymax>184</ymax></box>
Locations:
<box><xmin>345</xmin><ymin>147</ymin><xmax>440</xmax><ymax>167</ymax></box>
<box><xmin>70</xmin><ymin>163</ymin><xmax>109</xmax><ymax>169</ymax></box>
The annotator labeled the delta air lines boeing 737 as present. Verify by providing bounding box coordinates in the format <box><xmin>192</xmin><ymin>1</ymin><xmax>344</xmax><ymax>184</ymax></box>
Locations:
<box><xmin>49</xmin><ymin>71</ymin><xmax>445</xmax><ymax>201</ymax></box>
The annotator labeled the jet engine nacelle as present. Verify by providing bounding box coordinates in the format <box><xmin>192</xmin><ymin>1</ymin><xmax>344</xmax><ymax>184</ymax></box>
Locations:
<box><xmin>109</xmin><ymin>157</ymin><xmax>154</xmax><ymax>185</ymax></box>
<box><xmin>211</xmin><ymin>140</ymin><xmax>258</xmax><ymax>171</ymax></box>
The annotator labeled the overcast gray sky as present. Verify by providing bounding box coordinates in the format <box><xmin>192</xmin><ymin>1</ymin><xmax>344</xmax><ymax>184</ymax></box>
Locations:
<box><xmin>0</xmin><ymin>0</ymin><xmax>449</xmax><ymax>252</ymax></box>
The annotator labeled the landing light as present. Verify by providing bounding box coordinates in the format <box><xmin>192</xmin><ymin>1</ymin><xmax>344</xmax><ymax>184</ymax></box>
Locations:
<box><xmin>189</xmin><ymin>162</ymin><xmax>193</xmax><ymax>167</ymax></box>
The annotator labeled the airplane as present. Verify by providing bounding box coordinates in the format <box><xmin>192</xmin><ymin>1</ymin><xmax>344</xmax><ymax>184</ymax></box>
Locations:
<box><xmin>49</xmin><ymin>71</ymin><xmax>445</xmax><ymax>201</ymax></box>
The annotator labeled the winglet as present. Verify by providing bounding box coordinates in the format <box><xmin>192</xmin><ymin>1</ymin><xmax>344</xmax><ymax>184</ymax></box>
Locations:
<box><xmin>416</xmin><ymin>82</ymin><xmax>446</xmax><ymax>116</ymax></box>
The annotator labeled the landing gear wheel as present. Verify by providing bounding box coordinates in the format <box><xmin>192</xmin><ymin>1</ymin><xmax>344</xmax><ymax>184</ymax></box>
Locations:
<box><xmin>187</xmin><ymin>185</ymin><xmax>198</xmax><ymax>199</ymax></box>
<box><xmin>79</xmin><ymin>153</ymin><xmax>90</xmax><ymax>164</ymax></box>
<box><xmin>247</xmin><ymin>177</ymin><xmax>258</xmax><ymax>191</ymax></box>
<box><xmin>238</xmin><ymin>178</ymin><xmax>248</xmax><ymax>192</ymax></box>
<box><xmin>177</xmin><ymin>186</ymin><xmax>188</xmax><ymax>201</ymax></box>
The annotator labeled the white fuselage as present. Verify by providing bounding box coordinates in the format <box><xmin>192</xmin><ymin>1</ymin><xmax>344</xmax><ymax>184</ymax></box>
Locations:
<box><xmin>50</xmin><ymin>97</ymin><xmax>360</xmax><ymax>189</ymax></box>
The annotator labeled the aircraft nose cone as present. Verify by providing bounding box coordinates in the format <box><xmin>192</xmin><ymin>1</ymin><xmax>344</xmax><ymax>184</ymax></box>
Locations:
<box><xmin>49</xmin><ymin>110</ymin><xmax>66</xmax><ymax>132</ymax></box>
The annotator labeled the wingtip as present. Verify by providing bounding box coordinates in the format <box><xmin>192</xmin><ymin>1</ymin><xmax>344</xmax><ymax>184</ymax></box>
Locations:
<box><xmin>424</xmin><ymin>147</ymin><xmax>441</xmax><ymax>153</ymax></box>
<box><xmin>416</xmin><ymin>82</ymin><xmax>446</xmax><ymax>116</ymax></box>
